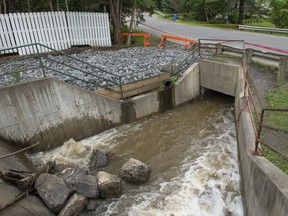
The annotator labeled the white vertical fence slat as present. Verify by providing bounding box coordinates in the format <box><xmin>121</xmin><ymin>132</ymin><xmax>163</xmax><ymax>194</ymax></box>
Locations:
<box><xmin>1</xmin><ymin>11</ymin><xmax>111</xmax><ymax>55</ymax></box>
<box><xmin>9</xmin><ymin>13</ymin><xmax>25</xmax><ymax>55</ymax></box>
<box><xmin>104</xmin><ymin>13</ymin><xmax>112</xmax><ymax>46</ymax></box>
<box><xmin>32</xmin><ymin>12</ymin><xmax>45</xmax><ymax>53</ymax></box>
<box><xmin>0</xmin><ymin>14</ymin><xmax>17</xmax><ymax>53</ymax></box>
<box><xmin>91</xmin><ymin>13</ymin><xmax>98</xmax><ymax>46</ymax></box>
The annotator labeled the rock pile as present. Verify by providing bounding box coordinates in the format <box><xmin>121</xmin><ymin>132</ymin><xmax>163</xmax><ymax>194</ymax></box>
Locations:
<box><xmin>0</xmin><ymin>144</ymin><xmax>152</xmax><ymax>215</ymax></box>
<box><xmin>0</xmin><ymin>47</ymin><xmax>207</xmax><ymax>90</ymax></box>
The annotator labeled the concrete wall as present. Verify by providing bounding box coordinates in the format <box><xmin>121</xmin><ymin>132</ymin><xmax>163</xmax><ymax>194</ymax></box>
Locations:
<box><xmin>234</xmin><ymin>67</ymin><xmax>288</xmax><ymax>216</ymax></box>
<box><xmin>122</xmin><ymin>63</ymin><xmax>200</xmax><ymax>123</ymax></box>
<box><xmin>0</xmin><ymin>78</ymin><xmax>122</xmax><ymax>151</ymax></box>
<box><xmin>0</xmin><ymin>64</ymin><xmax>200</xmax><ymax>150</ymax></box>
<box><xmin>174</xmin><ymin>63</ymin><xmax>200</xmax><ymax>106</ymax></box>
<box><xmin>200</xmin><ymin>60</ymin><xmax>239</xmax><ymax>97</ymax></box>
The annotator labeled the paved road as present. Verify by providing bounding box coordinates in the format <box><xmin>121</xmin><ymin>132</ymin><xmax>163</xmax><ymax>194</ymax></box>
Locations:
<box><xmin>138</xmin><ymin>15</ymin><xmax>288</xmax><ymax>55</ymax></box>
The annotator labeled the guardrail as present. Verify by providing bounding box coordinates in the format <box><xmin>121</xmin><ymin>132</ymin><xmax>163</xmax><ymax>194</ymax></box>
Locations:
<box><xmin>238</xmin><ymin>25</ymin><xmax>288</xmax><ymax>34</ymax></box>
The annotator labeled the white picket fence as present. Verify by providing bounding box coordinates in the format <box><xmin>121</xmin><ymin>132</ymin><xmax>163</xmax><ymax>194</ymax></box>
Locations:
<box><xmin>0</xmin><ymin>12</ymin><xmax>111</xmax><ymax>55</ymax></box>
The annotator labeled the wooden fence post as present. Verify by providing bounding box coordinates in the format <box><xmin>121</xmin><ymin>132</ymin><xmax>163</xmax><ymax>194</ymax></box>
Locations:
<box><xmin>215</xmin><ymin>44</ymin><xmax>222</xmax><ymax>55</ymax></box>
<box><xmin>278</xmin><ymin>57</ymin><xmax>288</xmax><ymax>81</ymax></box>
<box><xmin>245</xmin><ymin>48</ymin><xmax>253</xmax><ymax>64</ymax></box>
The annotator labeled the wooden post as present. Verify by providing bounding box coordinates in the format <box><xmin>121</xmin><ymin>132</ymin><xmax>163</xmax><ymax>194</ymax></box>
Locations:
<box><xmin>278</xmin><ymin>57</ymin><xmax>288</xmax><ymax>82</ymax></box>
<box><xmin>245</xmin><ymin>48</ymin><xmax>253</xmax><ymax>64</ymax></box>
<box><xmin>215</xmin><ymin>44</ymin><xmax>222</xmax><ymax>55</ymax></box>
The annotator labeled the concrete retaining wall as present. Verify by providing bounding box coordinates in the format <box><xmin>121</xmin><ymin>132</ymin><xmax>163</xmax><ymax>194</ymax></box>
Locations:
<box><xmin>0</xmin><ymin>78</ymin><xmax>122</xmax><ymax>151</ymax></box>
<box><xmin>174</xmin><ymin>63</ymin><xmax>199</xmax><ymax>106</ymax></box>
<box><xmin>234</xmin><ymin>66</ymin><xmax>288</xmax><ymax>216</ymax></box>
<box><xmin>0</xmin><ymin>64</ymin><xmax>200</xmax><ymax>151</ymax></box>
<box><xmin>200</xmin><ymin>60</ymin><xmax>239</xmax><ymax>96</ymax></box>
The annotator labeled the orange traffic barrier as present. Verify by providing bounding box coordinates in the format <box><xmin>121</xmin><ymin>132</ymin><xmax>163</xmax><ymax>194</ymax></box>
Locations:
<box><xmin>158</xmin><ymin>34</ymin><xmax>196</xmax><ymax>49</ymax></box>
<box><xmin>120</xmin><ymin>33</ymin><xmax>151</xmax><ymax>48</ymax></box>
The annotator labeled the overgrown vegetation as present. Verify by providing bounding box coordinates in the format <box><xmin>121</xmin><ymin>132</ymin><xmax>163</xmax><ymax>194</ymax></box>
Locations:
<box><xmin>10</xmin><ymin>68</ymin><xmax>21</xmax><ymax>84</ymax></box>
<box><xmin>262</xmin><ymin>146</ymin><xmax>288</xmax><ymax>175</ymax></box>
<box><xmin>265</xmin><ymin>84</ymin><xmax>288</xmax><ymax>131</ymax></box>
<box><xmin>1</xmin><ymin>0</ymin><xmax>288</xmax><ymax>45</ymax></box>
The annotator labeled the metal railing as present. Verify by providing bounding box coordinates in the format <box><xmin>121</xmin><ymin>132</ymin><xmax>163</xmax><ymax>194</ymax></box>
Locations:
<box><xmin>238</xmin><ymin>25</ymin><xmax>288</xmax><ymax>34</ymax></box>
<box><xmin>1</xmin><ymin>43</ymin><xmax>194</xmax><ymax>99</ymax></box>
<box><xmin>254</xmin><ymin>108</ymin><xmax>288</xmax><ymax>161</ymax></box>
<box><xmin>0</xmin><ymin>43</ymin><xmax>124</xmax><ymax>96</ymax></box>
<box><xmin>195</xmin><ymin>39</ymin><xmax>288</xmax><ymax>163</ymax></box>
<box><xmin>171</xmin><ymin>42</ymin><xmax>200</xmax><ymax>76</ymax></box>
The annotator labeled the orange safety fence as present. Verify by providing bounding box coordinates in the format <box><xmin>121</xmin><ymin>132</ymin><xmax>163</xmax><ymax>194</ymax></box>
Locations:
<box><xmin>158</xmin><ymin>34</ymin><xmax>196</xmax><ymax>49</ymax></box>
<box><xmin>120</xmin><ymin>33</ymin><xmax>151</xmax><ymax>48</ymax></box>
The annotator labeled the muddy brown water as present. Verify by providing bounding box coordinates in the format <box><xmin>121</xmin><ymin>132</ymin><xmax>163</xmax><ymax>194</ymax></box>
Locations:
<box><xmin>28</xmin><ymin>92</ymin><xmax>244</xmax><ymax>216</ymax></box>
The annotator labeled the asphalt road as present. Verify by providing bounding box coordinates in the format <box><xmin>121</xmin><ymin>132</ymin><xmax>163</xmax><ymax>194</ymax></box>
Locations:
<box><xmin>138</xmin><ymin>15</ymin><xmax>288</xmax><ymax>55</ymax></box>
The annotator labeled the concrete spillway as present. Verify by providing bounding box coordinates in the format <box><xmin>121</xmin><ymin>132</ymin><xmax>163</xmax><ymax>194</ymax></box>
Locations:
<box><xmin>0</xmin><ymin>60</ymin><xmax>287</xmax><ymax>215</ymax></box>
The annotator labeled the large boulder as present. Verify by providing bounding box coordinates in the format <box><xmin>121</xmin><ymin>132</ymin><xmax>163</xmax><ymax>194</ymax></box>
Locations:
<box><xmin>85</xmin><ymin>199</ymin><xmax>111</xmax><ymax>213</ymax></box>
<box><xmin>58</xmin><ymin>193</ymin><xmax>88</xmax><ymax>216</ymax></box>
<box><xmin>35</xmin><ymin>173</ymin><xmax>72</xmax><ymax>213</ymax></box>
<box><xmin>74</xmin><ymin>174</ymin><xmax>99</xmax><ymax>198</ymax></box>
<box><xmin>120</xmin><ymin>158</ymin><xmax>151</xmax><ymax>184</ymax></box>
<box><xmin>56</xmin><ymin>168</ymin><xmax>87</xmax><ymax>189</ymax></box>
<box><xmin>88</xmin><ymin>149</ymin><xmax>108</xmax><ymax>171</ymax></box>
<box><xmin>97</xmin><ymin>171</ymin><xmax>122</xmax><ymax>198</ymax></box>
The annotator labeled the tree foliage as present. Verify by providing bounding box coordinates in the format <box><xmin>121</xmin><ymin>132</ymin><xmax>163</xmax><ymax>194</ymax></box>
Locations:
<box><xmin>270</xmin><ymin>0</ymin><xmax>288</xmax><ymax>28</ymax></box>
<box><xmin>0</xmin><ymin>0</ymin><xmax>286</xmax><ymax>43</ymax></box>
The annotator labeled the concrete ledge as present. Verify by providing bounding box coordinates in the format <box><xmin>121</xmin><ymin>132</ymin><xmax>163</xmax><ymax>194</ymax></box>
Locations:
<box><xmin>174</xmin><ymin>63</ymin><xmax>199</xmax><ymax>106</ymax></box>
<box><xmin>200</xmin><ymin>60</ymin><xmax>239</xmax><ymax>97</ymax></box>
<box><xmin>235</xmin><ymin>70</ymin><xmax>288</xmax><ymax>216</ymax></box>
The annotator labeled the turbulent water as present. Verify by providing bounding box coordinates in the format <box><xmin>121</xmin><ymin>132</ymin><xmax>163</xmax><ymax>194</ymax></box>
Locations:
<box><xmin>28</xmin><ymin>93</ymin><xmax>244</xmax><ymax>216</ymax></box>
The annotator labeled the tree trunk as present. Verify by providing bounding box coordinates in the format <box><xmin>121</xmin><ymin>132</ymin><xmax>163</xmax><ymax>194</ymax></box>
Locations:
<box><xmin>109</xmin><ymin>0</ymin><xmax>122</xmax><ymax>45</ymax></box>
<box><xmin>126</xmin><ymin>0</ymin><xmax>136</xmax><ymax>45</ymax></box>
<box><xmin>56</xmin><ymin>0</ymin><xmax>59</xmax><ymax>11</ymax></box>
<box><xmin>238</xmin><ymin>0</ymin><xmax>244</xmax><ymax>24</ymax></box>
<box><xmin>26</xmin><ymin>0</ymin><xmax>31</xmax><ymax>12</ymax></box>
<box><xmin>3</xmin><ymin>0</ymin><xmax>6</xmax><ymax>14</ymax></box>
<box><xmin>49</xmin><ymin>0</ymin><xmax>53</xmax><ymax>12</ymax></box>
<box><xmin>65</xmin><ymin>0</ymin><xmax>69</xmax><ymax>11</ymax></box>
<box><xmin>157</xmin><ymin>0</ymin><xmax>162</xmax><ymax>10</ymax></box>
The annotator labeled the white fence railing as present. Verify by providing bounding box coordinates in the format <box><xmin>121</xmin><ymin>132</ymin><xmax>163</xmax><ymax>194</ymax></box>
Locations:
<box><xmin>0</xmin><ymin>12</ymin><xmax>111</xmax><ymax>55</ymax></box>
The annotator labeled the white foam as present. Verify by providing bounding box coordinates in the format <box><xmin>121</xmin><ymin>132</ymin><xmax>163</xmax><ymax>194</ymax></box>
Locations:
<box><xmin>28</xmin><ymin>104</ymin><xmax>243</xmax><ymax>216</ymax></box>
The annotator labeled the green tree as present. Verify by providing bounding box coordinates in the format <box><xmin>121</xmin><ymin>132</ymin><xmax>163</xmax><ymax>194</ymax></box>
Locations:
<box><xmin>270</xmin><ymin>0</ymin><xmax>288</xmax><ymax>28</ymax></box>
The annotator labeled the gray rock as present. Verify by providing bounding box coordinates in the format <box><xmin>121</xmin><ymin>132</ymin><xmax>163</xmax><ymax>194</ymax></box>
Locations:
<box><xmin>120</xmin><ymin>158</ymin><xmax>151</xmax><ymax>184</ymax></box>
<box><xmin>58</xmin><ymin>193</ymin><xmax>88</xmax><ymax>216</ymax></box>
<box><xmin>0</xmin><ymin>47</ymin><xmax>210</xmax><ymax>90</ymax></box>
<box><xmin>74</xmin><ymin>174</ymin><xmax>99</xmax><ymax>198</ymax></box>
<box><xmin>35</xmin><ymin>173</ymin><xmax>72</xmax><ymax>213</ymax></box>
<box><xmin>85</xmin><ymin>199</ymin><xmax>111</xmax><ymax>213</ymax></box>
<box><xmin>97</xmin><ymin>171</ymin><xmax>122</xmax><ymax>198</ymax></box>
<box><xmin>56</xmin><ymin>168</ymin><xmax>87</xmax><ymax>189</ymax></box>
<box><xmin>88</xmin><ymin>149</ymin><xmax>108</xmax><ymax>170</ymax></box>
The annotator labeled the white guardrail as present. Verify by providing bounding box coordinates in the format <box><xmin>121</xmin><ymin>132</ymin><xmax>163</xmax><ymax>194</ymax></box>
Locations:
<box><xmin>238</xmin><ymin>25</ymin><xmax>288</xmax><ymax>34</ymax></box>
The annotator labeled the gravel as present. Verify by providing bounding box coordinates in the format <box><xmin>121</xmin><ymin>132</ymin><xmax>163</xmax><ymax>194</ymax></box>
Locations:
<box><xmin>0</xmin><ymin>47</ymin><xmax>209</xmax><ymax>90</ymax></box>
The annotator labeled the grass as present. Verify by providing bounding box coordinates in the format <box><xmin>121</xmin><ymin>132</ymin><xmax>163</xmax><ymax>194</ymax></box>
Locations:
<box><xmin>154</xmin><ymin>12</ymin><xmax>288</xmax><ymax>36</ymax></box>
<box><xmin>121</xmin><ymin>30</ymin><xmax>161</xmax><ymax>47</ymax></box>
<box><xmin>177</xmin><ymin>20</ymin><xmax>238</xmax><ymax>30</ymax></box>
<box><xmin>10</xmin><ymin>68</ymin><xmax>21</xmax><ymax>84</ymax></box>
<box><xmin>245</xmin><ymin>20</ymin><xmax>275</xmax><ymax>28</ymax></box>
<box><xmin>265</xmin><ymin>85</ymin><xmax>288</xmax><ymax>131</ymax></box>
<box><xmin>262</xmin><ymin>145</ymin><xmax>288</xmax><ymax>175</ymax></box>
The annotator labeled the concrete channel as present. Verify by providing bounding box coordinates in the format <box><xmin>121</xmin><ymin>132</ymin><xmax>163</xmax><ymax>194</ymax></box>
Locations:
<box><xmin>0</xmin><ymin>59</ymin><xmax>287</xmax><ymax>215</ymax></box>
